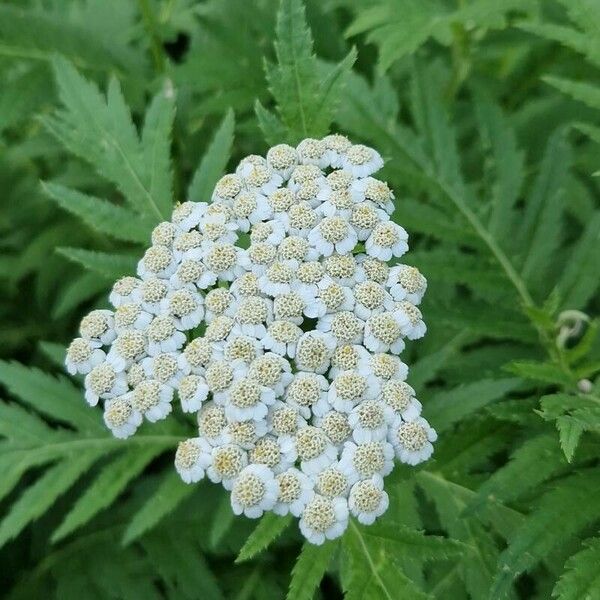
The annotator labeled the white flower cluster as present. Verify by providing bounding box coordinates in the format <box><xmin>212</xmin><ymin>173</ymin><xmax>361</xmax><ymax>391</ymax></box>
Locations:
<box><xmin>65</xmin><ymin>135</ymin><xmax>436</xmax><ymax>545</ymax></box>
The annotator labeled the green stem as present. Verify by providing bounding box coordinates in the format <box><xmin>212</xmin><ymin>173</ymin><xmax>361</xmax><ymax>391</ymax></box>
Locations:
<box><xmin>137</xmin><ymin>0</ymin><xmax>166</xmax><ymax>74</ymax></box>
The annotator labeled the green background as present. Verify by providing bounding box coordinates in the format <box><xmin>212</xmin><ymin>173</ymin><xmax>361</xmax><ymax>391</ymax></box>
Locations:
<box><xmin>0</xmin><ymin>0</ymin><xmax>599</xmax><ymax>598</ymax></box>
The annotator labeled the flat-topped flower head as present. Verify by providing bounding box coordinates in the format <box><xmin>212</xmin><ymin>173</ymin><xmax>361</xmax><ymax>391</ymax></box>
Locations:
<box><xmin>66</xmin><ymin>135</ymin><xmax>433</xmax><ymax>544</ymax></box>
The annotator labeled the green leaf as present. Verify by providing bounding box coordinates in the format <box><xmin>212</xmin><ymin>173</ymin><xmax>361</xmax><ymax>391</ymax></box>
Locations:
<box><xmin>57</xmin><ymin>247</ymin><xmax>137</xmax><ymax>279</ymax></box>
<box><xmin>188</xmin><ymin>109</ymin><xmax>235</xmax><ymax>202</ymax></box>
<box><xmin>123</xmin><ymin>472</ymin><xmax>196</xmax><ymax>545</ymax></box>
<box><xmin>425</xmin><ymin>378</ymin><xmax>521</xmax><ymax>434</ymax></box>
<box><xmin>491</xmin><ymin>472</ymin><xmax>600</xmax><ymax>599</ymax></box>
<box><xmin>42</xmin><ymin>181</ymin><xmax>151</xmax><ymax>244</ymax></box>
<box><xmin>52</xmin><ymin>446</ymin><xmax>162</xmax><ymax>541</ymax></box>
<box><xmin>265</xmin><ymin>0</ymin><xmax>356</xmax><ymax>142</ymax></box>
<box><xmin>0</xmin><ymin>5</ymin><xmax>140</xmax><ymax>72</ymax></box>
<box><xmin>553</xmin><ymin>537</ymin><xmax>600</xmax><ymax>600</ymax></box>
<box><xmin>543</xmin><ymin>76</ymin><xmax>600</xmax><ymax>110</ymax></box>
<box><xmin>141</xmin><ymin>83</ymin><xmax>176</xmax><ymax>216</ymax></box>
<box><xmin>0</xmin><ymin>361</ymin><xmax>103</xmax><ymax>434</ymax></box>
<box><xmin>519</xmin><ymin>129</ymin><xmax>570</xmax><ymax>283</ymax></box>
<box><xmin>347</xmin><ymin>0</ymin><xmax>536</xmax><ymax>72</ymax></box>
<box><xmin>44</xmin><ymin>56</ymin><xmax>173</xmax><ymax>222</ymax></box>
<box><xmin>557</xmin><ymin>211</ymin><xmax>600</xmax><ymax>309</ymax></box>
<box><xmin>0</xmin><ymin>451</ymin><xmax>99</xmax><ymax>548</ymax></box>
<box><xmin>287</xmin><ymin>541</ymin><xmax>335</xmax><ymax>600</ymax></box>
<box><xmin>474</xmin><ymin>91</ymin><xmax>525</xmax><ymax>238</ymax></box>
<box><xmin>468</xmin><ymin>434</ymin><xmax>566</xmax><ymax>511</ymax></box>
<box><xmin>504</xmin><ymin>360</ymin><xmax>575</xmax><ymax>387</ymax></box>
<box><xmin>236</xmin><ymin>513</ymin><xmax>293</xmax><ymax>563</ymax></box>
<box><xmin>555</xmin><ymin>417</ymin><xmax>584</xmax><ymax>462</ymax></box>
<box><xmin>342</xmin><ymin>520</ymin><xmax>429</xmax><ymax>600</ymax></box>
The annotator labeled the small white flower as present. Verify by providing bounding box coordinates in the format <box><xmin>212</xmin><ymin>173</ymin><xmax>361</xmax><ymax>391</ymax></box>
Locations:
<box><xmin>138</xmin><ymin>278</ymin><xmax>170</xmax><ymax>314</ymax></box>
<box><xmin>297</xmin><ymin>138</ymin><xmax>329</xmax><ymax>169</ymax></box>
<box><xmin>79</xmin><ymin>310</ymin><xmax>116</xmax><ymax>345</ymax></box>
<box><xmin>295</xmin><ymin>331</ymin><xmax>337</xmax><ymax>374</ymax></box>
<box><xmin>395</xmin><ymin>301</ymin><xmax>427</xmax><ymax>340</ymax></box>
<box><xmin>212</xmin><ymin>174</ymin><xmax>243</xmax><ymax>204</ymax></box>
<box><xmin>230</xmin><ymin>464</ymin><xmax>279</xmax><ymax>519</ymax></box>
<box><xmin>263</xmin><ymin>320</ymin><xmax>303</xmax><ymax>358</ymax></box>
<box><xmin>285</xmin><ymin>372</ymin><xmax>329</xmax><ymax>419</ymax></box>
<box><xmin>177</xmin><ymin>374</ymin><xmax>210</xmax><ymax>412</ymax></box>
<box><xmin>137</xmin><ymin>245</ymin><xmax>177</xmax><ymax>279</ymax></box>
<box><xmin>308</xmin><ymin>216</ymin><xmax>358</xmax><ymax>256</ymax></box>
<box><xmin>161</xmin><ymin>287</ymin><xmax>204</xmax><ymax>330</ymax></box>
<box><xmin>84</xmin><ymin>362</ymin><xmax>127</xmax><ymax>406</ymax></box>
<box><xmin>381</xmin><ymin>380</ymin><xmax>422</xmax><ymax>421</ymax></box>
<box><xmin>224</xmin><ymin>377</ymin><xmax>275</xmax><ymax>421</ymax></box>
<box><xmin>109</xmin><ymin>276</ymin><xmax>141</xmax><ymax>307</ymax></box>
<box><xmin>141</xmin><ymin>353</ymin><xmax>182</xmax><ymax>388</ymax></box>
<box><xmin>65</xmin><ymin>338</ymin><xmax>105</xmax><ymax>375</ymax></box>
<box><xmin>299</xmin><ymin>494</ymin><xmax>348</xmax><ymax>545</ymax></box>
<box><xmin>348</xmin><ymin>400</ymin><xmax>388</xmax><ymax>443</ymax></box>
<box><xmin>207</xmin><ymin>444</ymin><xmax>248</xmax><ymax>490</ymax></box>
<box><xmin>328</xmin><ymin>371</ymin><xmax>379</xmax><ymax>414</ymax></box>
<box><xmin>175</xmin><ymin>437</ymin><xmax>212</xmax><ymax>483</ymax></box>
<box><xmin>231</xmin><ymin>191</ymin><xmax>270</xmax><ymax>231</ymax></box>
<box><xmin>171</xmin><ymin>201</ymin><xmax>206</xmax><ymax>231</ymax></box>
<box><xmin>249</xmin><ymin>434</ymin><xmax>297</xmax><ymax>474</ymax></box>
<box><xmin>197</xmin><ymin>403</ymin><xmax>228</xmax><ymax>446</ymax></box>
<box><xmin>313</xmin><ymin>464</ymin><xmax>351</xmax><ymax>498</ymax></box>
<box><xmin>348</xmin><ymin>475</ymin><xmax>389</xmax><ymax>525</ymax></box>
<box><xmin>389</xmin><ymin>416</ymin><xmax>437</xmax><ymax>465</ymax></box>
<box><xmin>295</xmin><ymin>426</ymin><xmax>338</xmax><ymax>475</ymax></box>
<box><xmin>273</xmin><ymin>467</ymin><xmax>314</xmax><ymax>517</ymax></box>
<box><xmin>114</xmin><ymin>303</ymin><xmax>153</xmax><ymax>333</ymax></box>
<box><xmin>387</xmin><ymin>265</ymin><xmax>427</xmax><ymax>305</ymax></box>
<box><xmin>146</xmin><ymin>315</ymin><xmax>186</xmax><ymax>355</ymax></box>
<box><xmin>131</xmin><ymin>379</ymin><xmax>174</xmax><ymax>422</ymax></box>
<box><xmin>365</xmin><ymin>222</ymin><xmax>408</xmax><ymax>261</ymax></box>
<box><xmin>267</xmin><ymin>144</ymin><xmax>299</xmax><ymax>179</ymax></box>
<box><xmin>342</xmin><ymin>144</ymin><xmax>384</xmax><ymax>178</ymax></box>
<box><xmin>339</xmin><ymin>440</ymin><xmax>394</xmax><ymax>484</ymax></box>
<box><xmin>363</xmin><ymin>312</ymin><xmax>405</xmax><ymax>354</ymax></box>
<box><xmin>350</xmin><ymin>177</ymin><xmax>394</xmax><ymax>214</ymax></box>
<box><xmin>103</xmin><ymin>396</ymin><xmax>142</xmax><ymax>439</ymax></box>
<box><xmin>224</xmin><ymin>418</ymin><xmax>268</xmax><ymax>449</ymax></box>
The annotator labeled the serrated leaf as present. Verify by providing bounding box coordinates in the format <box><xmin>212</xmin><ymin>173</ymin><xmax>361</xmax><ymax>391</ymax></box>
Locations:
<box><xmin>141</xmin><ymin>83</ymin><xmax>176</xmax><ymax>216</ymax></box>
<box><xmin>188</xmin><ymin>109</ymin><xmax>235</xmax><ymax>202</ymax></box>
<box><xmin>491</xmin><ymin>472</ymin><xmax>600</xmax><ymax>599</ymax></box>
<box><xmin>557</xmin><ymin>211</ymin><xmax>600</xmax><ymax>309</ymax></box>
<box><xmin>425</xmin><ymin>378</ymin><xmax>521</xmax><ymax>434</ymax></box>
<box><xmin>42</xmin><ymin>181</ymin><xmax>151</xmax><ymax>243</ymax></box>
<box><xmin>123</xmin><ymin>472</ymin><xmax>196</xmax><ymax>545</ymax></box>
<box><xmin>342</xmin><ymin>520</ymin><xmax>429</xmax><ymax>600</ymax></box>
<box><xmin>555</xmin><ymin>417</ymin><xmax>584</xmax><ymax>462</ymax></box>
<box><xmin>52</xmin><ymin>445</ymin><xmax>162</xmax><ymax>542</ymax></box>
<box><xmin>504</xmin><ymin>360</ymin><xmax>575</xmax><ymax>386</ymax></box>
<box><xmin>287</xmin><ymin>541</ymin><xmax>335</xmax><ymax>600</ymax></box>
<box><xmin>0</xmin><ymin>360</ymin><xmax>103</xmax><ymax>434</ymax></box>
<box><xmin>236</xmin><ymin>513</ymin><xmax>292</xmax><ymax>563</ymax></box>
<box><xmin>265</xmin><ymin>0</ymin><xmax>355</xmax><ymax>142</ymax></box>
<box><xmin>0</xmin><ymin>5</ymin><xmax>140</xmax><ymax>72</ymax></box>
<box><xmin>553</xmin><ymin>537</ymin><xmax>600</xmax><ymax>600</ymax></box>
<box><xmin>468</xmin><ymin>434</ymin><xmax>566</xmax><ymax>511</ymax></box>
<box><xmin>0</xmin><ymin>452</ymin><xmax>99</xmax><ymax>548</ymax></box>
<box><xmin>474</xmin><ymin>91</ymin><xmax>525</xmax><ymax>238</ymax></box>
<box><xmin>44</xmin><ymin>56</ymin><xmax>173</xmax><ymax>222</ymax></box>
<box><xmin>543</xmin><ymin>76</ymin><xmax>600</xmax><ymax>110</ymax></box>
<box><xmin>57</xmin><ymin>247</ymin><xmax>137</xmax><ymax>279</ymax></box>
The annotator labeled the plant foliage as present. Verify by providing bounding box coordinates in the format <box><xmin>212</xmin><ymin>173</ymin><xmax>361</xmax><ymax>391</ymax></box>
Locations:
<box><xmin>0</xmin><ymin>0</ymin><xmax>599</xmax><ymax>598</ymax></box>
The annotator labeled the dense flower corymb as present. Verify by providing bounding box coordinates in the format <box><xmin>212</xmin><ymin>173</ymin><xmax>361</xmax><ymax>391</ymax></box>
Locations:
<box><xmin>66</xmin><ymin>135</ymin><xmax>436</xmax><ymax>544</ymax></box>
